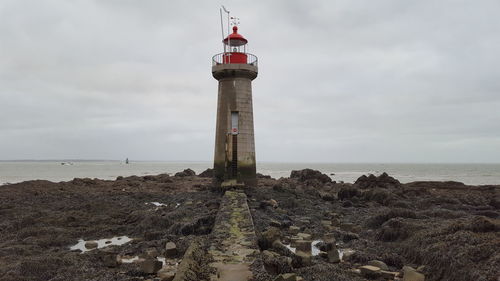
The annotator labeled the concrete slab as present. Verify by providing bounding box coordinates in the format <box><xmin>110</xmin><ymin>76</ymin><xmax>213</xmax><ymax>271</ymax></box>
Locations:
<box><xmin>209</xmin><ymin>191</ymin><xmax>260</xmax><ymax>281</ymax></box>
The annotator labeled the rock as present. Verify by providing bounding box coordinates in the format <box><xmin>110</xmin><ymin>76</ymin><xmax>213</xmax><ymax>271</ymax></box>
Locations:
<box><xmin>342</xmin><ymin>200</ymin><xmax>353</xmax><ymax>207</ymax></box>
<box><xmin>174</xmin><ymin>168</ymin><xmax>196</xmax><ymax>177</ymax></box>
<box><xmin>380</xmin><ymin>270</ymin><xmax>400</xmax><ymax>279</ymax></box>
<box><xmin>359</xmin><ymin>265</ymin><xmax>382</xmax><ymax>278</ymax></box>
<box><xmin>293</xmin><ymin>251</ymin><xmax>312</xmax><ymax>267</ymax></box>
<box><xmin>259</xmin><ymin>227</ymin><xmax>282</xmax><ymax>250</ymax></box>
<box><xmin>340</xmin><ymin>223</ymin><xmax>358</xmax><ymax>233</ymax></box>
<box><xmin>273</xmin><ymin>273</ymin><xmax>298</xmax><ymax>281</ymax></box>
<box><xmin>289</xmin><ymin>226</ymin><xmax>300</xmax><ymax>234</ymax></box>
<box><xmin>416</xmin><ymin>265</ymin><xmax>426</xmax><ymax>272</ymax></box>
<box><xmin>327</xmin><ymin>248</ymin><xmax>340</xmax><ymax>263</ymax></box>
<box><xmin>261</xmin><ymin>199</ymin><xmax>279</xmax><ymax>209</ymax></box>
<box><xmin>296</xmin><ymin>233</ymin><xmax>312</xmax><ymax>240</ymax></box>
<box><xmin>198</xmin><ymin>168</ymin><xmax>214</xmax><ymax>178</ymax></box>
<box><xmin>165</xmin><ymin>242</ymin><xmax>177</xmax><ymax>257</ymax></box>
<box><xmin>338</xmin><ymin>187</ymin><xmax>361</xmax><ymax>201</ymax></box>
<box><xmin>354</xmin><ymin>172</ymin><xmax>401</xmax><ymax>189</ymax></box>
<box><xmin>272</xmin><ymin>240</ymin><xmax>293</xmax><ymax>256</ymax></box>
<box><xmin>317</xmin><ymin>239</ymin><xmax>336</xmax><ymax>252</ymax></box>
<box><xmin>269</xmin><ymin>199</ymin><xmax>279</xmax><ymax>208</ymax></box>
<box><xmin>403</xmin><ymin>266</ymin><xmax>425</xmax><ymax>281</ymax></box>
<box><xmin>101</xmin><ymin>252</ymin><xmax>118</xmax><ymax>267</ymax></box>
<box><xmin>262</xmin><ymin>250</ymin><xmax>292</xmax><ymax>274</ymax></box>
<box><xmin>324</xmin><ymin>240</ymin><xmax>340</xmax><ymax>263</ymax></box>
<box><xmin>341</xmin><ymin>232</ymin><xmax>359</xmax><ymax>242</ymax></box>
<box><xmin>85</xmin><ymin>241</ymin><xmax>98</xmax><ymax>249</ymax></box>
<box><xmin>320</xmin><ymin>220</ymin><xmax>332</xmax><ymax>227</ymax></box>
<box><xmin>368</xmin><ymin>260</ymin><xmax>389</xmax><ymax>271</ymax></box>
<box><xmin>319</xmin><ymin>191</ymin><xmax>336</xmax><ymax>201</ymax></box>
<box><xmin>290</xmin><ymin>169</ymin><xmax>332</xmax><ymax>183</ymax></box>
<box><xmin>157</xmin><ymin>265</ymin><xmax>177</xmax><ymax>281</ymax></box>
<box><xmin>140</xmin><ymin>258</ymin><xmax>163</xmax><ymax>274</ymax></box>
<box><xmin>341</xmin><ymin>249</ymin><xmax>356</xmax><ymax>261</ymax></box>
<box><xmin>295</xmin><ymin>240</ymin><xmax>311</xmax><ymax>252</ymax></box>
<box><xmin>145</xmin><ymin>248</ymin><xmax>159</xmax><ymax>258</ymax></box>
<box><xmin>257</xmin><ymin>173</ymin><xmax>272</xmax><ymax>179</ymax></box>
<box><xmin>144</xmin><ymin>231</ymin><xmax>163</xmax><ymax>241</ymax></box>
<box><xmin>270</xmin><ymin>219</ymin><xmax>282</xmax><ymax>228</ymax></box>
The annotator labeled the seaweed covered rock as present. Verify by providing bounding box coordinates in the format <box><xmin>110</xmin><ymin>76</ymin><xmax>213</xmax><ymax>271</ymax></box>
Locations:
<box><xmin>355</xmin><ymin>172</ymin><xmax>401</xmax><ymax>189</ymax></box>
<box><xmin>290</xmin><ymin>169</ymin><xmax>332</xmax><ymax>184</ymax></box>
<box><xmin>175</xmin><ymin>169</ymin><xmax>196</xmax><ymax>177</ymax></box>
<box><xmin>198</xmin><ymin>168</ymin><xmax>214</xmax><ymax>178</ymax></box>
<box><xmin>338</xmin><ymin>186</ymin><xmax>361</xmax><ymax>201</ymax></box>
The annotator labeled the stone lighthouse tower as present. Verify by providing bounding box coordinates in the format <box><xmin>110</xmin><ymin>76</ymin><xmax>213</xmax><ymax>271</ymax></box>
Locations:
<box><xmin>212</xmin><ymin>25</ymin><xmax>258</xmax><ymax>187</ymax></box>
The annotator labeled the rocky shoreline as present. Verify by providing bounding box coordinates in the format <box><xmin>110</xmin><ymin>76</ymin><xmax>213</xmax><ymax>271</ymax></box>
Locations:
<box><xmin>0</xmin><ymin>169</ymin><xmax>498</xmax><ymax>281</ymax></box>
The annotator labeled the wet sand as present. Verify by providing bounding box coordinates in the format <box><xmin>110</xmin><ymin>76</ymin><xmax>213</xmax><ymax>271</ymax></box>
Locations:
<box><xmin>0</xmin><ymin>169</ymin><xmax>498</xmax><ymax>281</ymax></box>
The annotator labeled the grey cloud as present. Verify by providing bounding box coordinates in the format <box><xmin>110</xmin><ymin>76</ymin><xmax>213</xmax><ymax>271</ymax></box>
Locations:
<box><xmin>1</xmin><ymin>0</ymin><xmax>499</xmax><ymax>162</ymax></box>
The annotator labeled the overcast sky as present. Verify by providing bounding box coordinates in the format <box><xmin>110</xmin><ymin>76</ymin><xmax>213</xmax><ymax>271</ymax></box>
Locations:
<box><xmin>1</xmin><ymin>0</ymin><xmax>499</xmax><ymax>163</ymax></box>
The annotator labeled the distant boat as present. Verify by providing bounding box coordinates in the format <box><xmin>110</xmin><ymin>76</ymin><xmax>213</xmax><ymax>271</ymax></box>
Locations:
<box><xmin>125</xmin><ymin>158</ymin><xmax>129</xmax><ymax>164</ymax></box>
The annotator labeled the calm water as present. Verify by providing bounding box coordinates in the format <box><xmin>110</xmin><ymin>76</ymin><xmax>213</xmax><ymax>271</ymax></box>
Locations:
<box><xmin>0</xmin><ymin>161</ymin><xmax>499</xmax><ymax>186</ymax></box>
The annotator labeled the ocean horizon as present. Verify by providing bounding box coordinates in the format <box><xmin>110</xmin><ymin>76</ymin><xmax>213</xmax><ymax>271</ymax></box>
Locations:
<box><xmin>1</xmin><ymin>160</ymin><xmax>499</xmax><ymax>186</ymax></box>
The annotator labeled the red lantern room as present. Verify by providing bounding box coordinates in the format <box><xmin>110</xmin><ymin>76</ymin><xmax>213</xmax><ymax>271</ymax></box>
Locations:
<box><xmin>212</xmin><ymin>25</ymin><xmax>257</xmax><ymax>66</ymax></box>
<box><xmin>223</xmin><ymin>26</ymin><xmax>248</xmax><ymax>64</ymax></box>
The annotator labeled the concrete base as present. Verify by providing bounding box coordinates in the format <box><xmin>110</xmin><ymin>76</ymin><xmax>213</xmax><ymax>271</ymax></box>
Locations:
<box><xmin>209</xmin><ymin>191</ymin><xmax>260</xmax><ymax>281</ymax></box>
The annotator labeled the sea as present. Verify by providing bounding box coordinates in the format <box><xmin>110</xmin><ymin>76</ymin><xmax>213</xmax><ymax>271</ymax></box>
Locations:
<box><xmin>1</xmin><ymin>161</ymin><xmax>499</xmax><ymax>186</ymax></box>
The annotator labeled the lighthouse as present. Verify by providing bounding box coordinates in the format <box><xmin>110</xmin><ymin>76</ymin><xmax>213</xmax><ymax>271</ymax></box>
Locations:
<box><xmin>212</xmin><ymin>25</ymin><xmax>258</xmax><ymax>187</ymax></box>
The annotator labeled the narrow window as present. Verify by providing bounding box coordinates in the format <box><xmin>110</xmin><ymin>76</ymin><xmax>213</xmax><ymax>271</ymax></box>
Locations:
<box><xmin>231</xmin><ymin>112</ymin><xmax>239</xmax><ymax>135</ymax></box>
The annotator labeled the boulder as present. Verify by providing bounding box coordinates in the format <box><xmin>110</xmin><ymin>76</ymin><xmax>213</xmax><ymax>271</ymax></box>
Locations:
<box><xmin>293</xmin><ymin>251</ymin><xmax>312</xmax><ymax>267</ymax></box>
<box><xmin>165</xmin><ymin>242</ymin><xmax>177</xmax><ymax>257</ymax></box>
<box><xmin>290</xmin><ymin>169</ymin><xmax>332</xmax><ymax>183</ymax></box>
<box><xmin>296</xmin><ymin>233</ymin><xmax>312</xmax><ymax>240</ymax></box>
<box><xmin>262</xmin><ymin>250</ymin><xmax>292</xmax><ymax>274</ymax></box>
<box><xmin>270</xmin><ymin>219</ymin><xmax>282</xmax><ymax>228</ymax></box>
<box><xmin>341</xmin><ymin>249</ymin><xmax>356</xmax><ymax>262</ymax></box>
<box><xmin>85</xmin><ymin>241</ymin><xmax>98</xmax><ymax>249</ymax></box>
<box><xmin>327</xmin><ymin>249</ymin><xmax>340</xmax><ymax>263</ymax></box>
<box><xmin>289</xmin><ymin>226</ymin><xmax>300</xmax><ymax>234</ymax></box>
<box><xmin>198</xmin><ymin>168</ymin><xmax>214</xmax><ymax>178</ymax></box>
<box><xmin>145</xmin><ymin>248</ymin><xmax>159</xmax><ymax>258</ymax></box>
<box><xmin>354</xmin><ymin>172</ymin><xmax>401</xmax><ymax>189</ymax></box>
<box><xmin>100</xmin><ymin>252</ymin><xmax>118</xmax><ymax>267</ymax></box>
<box><xmin>295</xmin><ymin>240</ymin><xmax>311</xmax><ymax>253</ymax></box>
<box><xmin>261</xmin><ymin>199</ymin><xmax>279</xmax><ymax>209</ymax></box>
<box><xmin>403</xmin><ymin>266</ymin><xmax>425</xmax><ymax>281</ymax></box>
<box><xmin>140</xmin><ymin>258</ymin><xmax>163</xmax><ymax>274</ymax></box>
<box><xmin>274</xmin><ymin>273</ymin><xmax>298</xmax><ymax>281</ymax></box>
<box><xmin>380</xmin><ymin>270</ymin><xmax>400</xmax><ymax>279</ymax></box>
<box><xmin>259</xmin><ymin>227</ymin><xmax>282</xmax><ymax>250</ymax></box>
<box><xmin>368</xmin><ymin>260</ymin><xmax>389</xmax><ymax>271</ymax></box>
<box><xmin>157</xmin><ymin>265</ymin><xmax>177</xmax><ymax>281</ymax></box>
<box><xmin>174</xmin><ymin>169</ymin><xmax>196</xmax><ymax>177</ymax></box>
<box><xmin>359</xmin><ymin>265</ymin><xmax>382</xmax><ymax>278</ymax></box>
<box><xmin>338</xmin><ymin>186</ymin><xmax>361</xmax><ymax>201</ymax></box>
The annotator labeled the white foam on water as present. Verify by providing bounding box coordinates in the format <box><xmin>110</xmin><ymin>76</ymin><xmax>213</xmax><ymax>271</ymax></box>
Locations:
<box><xmin>69</xmin><ymin>236</ymin><xmax>133</xmax><ymax>253</ymax></box>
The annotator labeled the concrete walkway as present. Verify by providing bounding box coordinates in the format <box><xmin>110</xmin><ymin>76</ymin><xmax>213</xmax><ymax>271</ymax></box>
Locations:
<box><xmin>209</xmin><ymin>191</ymin><xmax>259</xmax><ymax>281</ymax></box>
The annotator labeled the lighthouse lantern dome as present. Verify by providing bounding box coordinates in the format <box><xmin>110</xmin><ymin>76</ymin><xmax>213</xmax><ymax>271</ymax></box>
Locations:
<box><xmin>223</xmin><ymin>26</ymin><xmax>248</xmax><ymax>46</ymax></box>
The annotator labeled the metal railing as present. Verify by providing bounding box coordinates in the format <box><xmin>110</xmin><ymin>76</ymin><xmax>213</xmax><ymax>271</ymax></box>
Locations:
<box><xmin>212</xmin><ymin>52</ymin><xmax>258</xmax><ymax>67</ymax></box>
